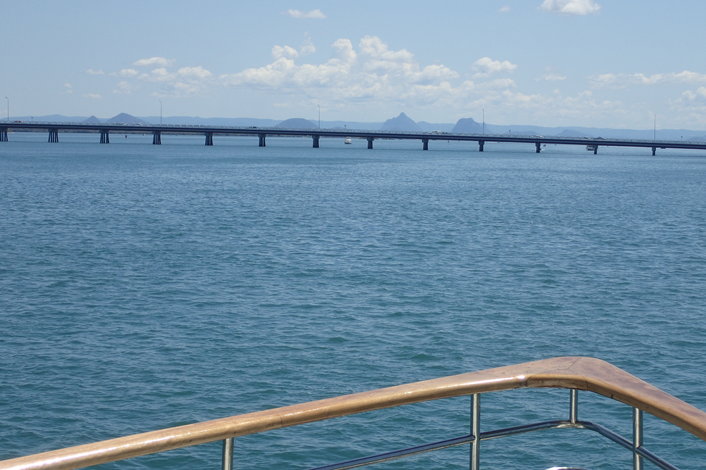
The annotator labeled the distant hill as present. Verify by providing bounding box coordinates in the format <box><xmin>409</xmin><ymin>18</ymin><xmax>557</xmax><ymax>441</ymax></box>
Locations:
<box><xmin>556</xmin><ymin>128</ymin><xmax>591</xmax><ymax>138</ymax></box>
<box><xmin>277</xmin><ymin>118</ymin><xmax>317</xmax><ymax>129</ymax></box>
<box><xmin>28</xmin><ymin>114</ymin><xmax>89</xmax><ymax>123</ymax></box>
<box><xmin>11</xmin><ymin>113</ymin><xmax>706</xmax><ymax>141</ymax></box>
<box><xmin>380</xmin><ymin>112</ymin><xmax>420</xmax><ymax>132</ymax></box>
<box><xmin>152</xmin><ymin>116</ymin><xmax>281</xmax><ymax>127</ymax></box>
<box><xmin>452</xmin><ymin>118</ymin><xmax>483</xmax><ymax>134</ymax></box>
<box><xmin>106</xmin><ymin>113</ymin><xmax>148</xmax><ymax>125</ymax></box>
<box><xmin>82</xmin><ymin>115</ymin><xmax>101</xmax><ymax>124</ymax></box>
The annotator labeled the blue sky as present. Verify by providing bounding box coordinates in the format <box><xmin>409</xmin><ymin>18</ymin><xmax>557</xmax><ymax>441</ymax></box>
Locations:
<box><xmin>4</xmin><ymin>0</ymin><xmax>706</xmax><ymax>129</ymax></box>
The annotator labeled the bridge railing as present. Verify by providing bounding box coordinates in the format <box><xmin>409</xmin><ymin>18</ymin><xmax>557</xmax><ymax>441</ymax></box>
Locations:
<box><xmin>4</xmin><ymin>122</ymin><xmax>706</xmax><ymax>145</ymax></box>
<box><xmin>0</xmin><ymin>357</ymin><xmax>704</xmax><ymax>470</ymax></box>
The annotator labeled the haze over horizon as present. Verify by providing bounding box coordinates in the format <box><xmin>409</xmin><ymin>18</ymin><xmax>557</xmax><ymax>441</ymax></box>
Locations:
<box><xmin>4</xmin><ymin>1</ymin><xmax>706</xmax><ymax>130</ymax></box>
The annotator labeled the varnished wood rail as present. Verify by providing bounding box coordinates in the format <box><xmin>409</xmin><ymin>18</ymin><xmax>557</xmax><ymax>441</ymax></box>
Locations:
<box><xmin>1</xmin><ymin>357</ymin><xmax>705</xmax><ymax>469</ymax></box>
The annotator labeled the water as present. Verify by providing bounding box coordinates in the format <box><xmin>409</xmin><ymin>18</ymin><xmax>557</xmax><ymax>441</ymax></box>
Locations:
<box><xmin>1</xmin><ymin>133</ymin><xmax>705</xmax><ymax>469</ymax></box>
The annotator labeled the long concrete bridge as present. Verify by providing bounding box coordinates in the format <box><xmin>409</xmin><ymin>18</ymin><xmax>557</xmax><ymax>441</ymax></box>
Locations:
<box><xmin>2</xmin><ymin>122</ymin><xmax>706</xmax><ymax>156</ymax></box>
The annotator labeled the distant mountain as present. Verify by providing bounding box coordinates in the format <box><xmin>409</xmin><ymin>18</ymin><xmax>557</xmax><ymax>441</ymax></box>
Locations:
<box><xmin>30</xmin><ymin>114</ymin><xmax>89</xmax><ymax>123</ymax></box>
<box><xmin>11</xmin><ymin>113</ymin><xmax>706</xmax><ymax>141</ymax></box>
<box><xmin>277</xmin><ymin>118</ymin><xmax>317</xmax><ymax>129</ymax></box>
<box><xmin>380</xmin><ymin>112</ymin><xmax>420</xmax><ymax>132</ymax></box>
<box><xmin>556</xmin><ymin>129</ymin><xmax>591</xmax><ymax>138</ymax></box>
<box><xmin>106</xmin><ymin>113</ymin><xmax>147</xmax><ymax>125</ymax></box>
<box><xmin>452</xmin><ymin>118</ymin><xmax>483</xmax><ymax>134</ymax></box>
<box><xmin>82</xmin><ymin>115</ymin><xmax>101</xmax><ymax>124</ymax></box>
<box><xmin>144</xmin><ymin>116</ymin><xmax>281</xmax><ymax>127</ymax></box>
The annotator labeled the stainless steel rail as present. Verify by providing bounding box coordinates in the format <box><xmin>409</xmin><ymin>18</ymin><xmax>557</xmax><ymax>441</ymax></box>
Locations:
<box><xmin>305</xmin><ymin>390</ymin><xmax>678</xmax><ymax>470</ymax></box>
<box><xmin>1</xmin><ymin>357</ymin><xmax>704</xmax><ymax>469</ymax></box>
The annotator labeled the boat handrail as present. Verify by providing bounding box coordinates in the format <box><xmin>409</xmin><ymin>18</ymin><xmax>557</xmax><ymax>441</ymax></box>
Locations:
<box><xmin>1</xmin><ymin>356</ymin><xmax>704</xmax><ymax>469</ymax></box>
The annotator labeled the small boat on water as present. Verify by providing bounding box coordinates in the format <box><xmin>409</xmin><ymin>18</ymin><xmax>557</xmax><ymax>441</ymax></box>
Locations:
<box><xmin>344</xmin><ymin>137</ymin><xmax>352</xmax><ymax>144</ymax></box>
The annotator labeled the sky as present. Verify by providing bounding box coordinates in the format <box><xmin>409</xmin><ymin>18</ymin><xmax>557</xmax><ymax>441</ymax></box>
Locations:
<box><xmin>4</xmin><ymin>0</ymin><xmax>706</xmax><ymax>129</ymax></box>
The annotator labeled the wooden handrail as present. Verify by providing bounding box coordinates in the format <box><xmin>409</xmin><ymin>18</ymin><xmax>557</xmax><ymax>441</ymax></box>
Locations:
<box><xmin>1</xmin><ymin>356</ymin><xmax>705</xmax><ymax>470</ymax></box>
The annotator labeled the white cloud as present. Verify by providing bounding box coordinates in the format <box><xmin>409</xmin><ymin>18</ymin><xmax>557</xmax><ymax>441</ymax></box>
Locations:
<box><xmin>86</xmin><ymin>68</ymin><xmax>105</xmax><ymax>75</ymax></box>
<box><xmin>499</xmin><ymin>6</ymin><xmax>511</xmax><ymax>13</ymax></box>
<box><xmin>214</xmin><ymin>35</ymin><xmax>649</xmax><ymax>126</ymax></box>
<box><xmin>542</xmin><ymin>73</ymin><xmax>567</xmax><ymax>81</ymax></box>
<box><xmin>472</xmin><ymin>57</ymin><xmax>518</xmax><ymax>77</ymax></box>
<box><xmin>481</xmin><ymin>78</ymin><xmax>517</xmax><ymax>89</ymax></box>
<box><xmin>676</xmin><ymin>87</ymin><xmax>706</xmax><ymax>111</ymax></box>
<box><xmin>84</xmin><ymin>93</ymin><xmax>102</xmax><ymax>100</ymax></box>
<box><xmin>224</xmin><ymin>56</ymin><xmax>296</xmax><ymax>88</ymax></box>
<box><xmin>331</xmin><ymin>38</ymin><xmax>357</xmax><ymax>63</ymax></box>
<box><xmin>113</xmin><ymin>81</ymin><xmax>132</xmax><ymax>94</ymax></box>
<box><xmin>540</xmin><ymin>0</ymin><xmax>601</xmax><ymax>15</ymax></box>
<box><xmin>106</xmin><ymin>60</ymin><xmax>213</xmax><ymax>97</ymax></box>
<box><xmin>149</xmin><ymin>68</ymin><xmax>171</xmax><ymax>81</ymax></box>
<box><xmin>220</xmin><ymin>36</ymin><xmax>505</xmax><ymax>111</ymax></box>
<box><xmin>481</xmin><ymin>88</ymin><xmax>626</xmax><ymax>126</ymax></box>
<box><xmin>590</xmin><ymin>70</ymin><xmax>706</xmax><ymax>87</ymax></box>
<box><xmin>662</xmin><ymin>70</ymin><xmax>706</xmax><ymax>83</ymax></box>
<box><xmin>177</xmin><ymin>66</ymin><xmax>212</xmax><ymax>79</ymax></box>
<box><xmin>171</xmin><ymin>82</ymin><xmax>201</xmax><ymax>95</ymax></box>
<box><xmin>133</xmin><ymin>57</ymin><xmax>174</xmax><ymax>67</ymax></box>
<box><xmin>118</xmin><ymin>68</ymin><xmax>139</xmax><ymax>77</ymax></box>
<box><xmin>670</xmin><ymin>87</ymin><xmax>706</xmax><ymax>127</ymax></box>
<box><xmin>222</xmin><ymin>37</ymin><xmax>359</xmax><ymax>90</ymax></box>
<box><xmin>88</xmin><ymin>37</ymin><xmax>645</xmax><ymax>126</ymax></box>
<box><xmin>300</xmin><ymin>34</ymin><xmax>316</xmax><ymax>56</ymax></box>
<box><xmin>64</xmin><ymin>83</ymin><xmax>73</xmax><ymax>94</ymax></box>
<box><xmin>359</xmin><ymin>35</ymin><xmax>413</xmax><ymax>62</ymax></box>
<box><xmin>272</xmin><ymin>45</ymin><xmax>299</xmax><ymax>59</ymax></box>
<box><xmin>417</xmin><ymin>64</ymin><xmax>459</xmax><ymax>83</ymax></box>
<box><xmin>590</xmin><ymin>73</ymin><xmax>619</xmax><ymax>86</ymax></box>
<box><xmin>130</xmin><ymin>63</ymin><xmax>214</xmax><ymax>95</ymax></box>
<box><xmin>286</xmin><ymin>9</ymin><xmax>326</xmax><ymax>19</ymax></box>
<box><xmin>682</xmin><ymin>86</ymin><xmax>706</xmax><ymax>101</ymax></box>
<box><xmin>502</xmin><ymin>89</ymin><xmax>542</xmax><ymax>107</ymax></box>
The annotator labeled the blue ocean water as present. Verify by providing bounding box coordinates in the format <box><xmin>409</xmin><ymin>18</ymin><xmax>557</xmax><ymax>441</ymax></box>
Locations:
<box><xmin>0</xmin><ymin>133</ymin><xmax>705</xmax><ymax>469</ymax></box>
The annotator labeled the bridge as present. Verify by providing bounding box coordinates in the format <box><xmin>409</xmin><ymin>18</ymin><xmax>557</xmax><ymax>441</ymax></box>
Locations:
<box><xmin>2</xmin><ymin>122</ymin><xmax>706</xmax><ymax>156</ymax></box>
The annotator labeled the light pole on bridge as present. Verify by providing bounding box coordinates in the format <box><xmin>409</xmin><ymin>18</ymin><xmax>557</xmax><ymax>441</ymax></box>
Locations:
<box><xmin>4</xmin><ymin>96</ymin><xmax>8</xmax><ymax>122</ymax></box>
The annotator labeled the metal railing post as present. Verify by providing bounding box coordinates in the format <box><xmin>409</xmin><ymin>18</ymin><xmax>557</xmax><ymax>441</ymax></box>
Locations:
<box><xmin>470</xmin><ymin>394</ymin><xmax>480</xmax><ymax>470</ymax></box>
<box><xmin>2</xmin><ymin>358</ymin><xmax>703</xmax><ymax>470</ymax></box>
<box><xmin>633</xmin><ymin>408</ymin><xmax>643</xmax><ymax>470</ymax></box>
<box><xmin>222</xmin><ymin>437</ymin><xmax>234</xmax><ymax>470</ymax></box>
<box><xmin>570</xmin><ymin>389</ymin><xmax>578</xmax><ymax>424</ymax></box>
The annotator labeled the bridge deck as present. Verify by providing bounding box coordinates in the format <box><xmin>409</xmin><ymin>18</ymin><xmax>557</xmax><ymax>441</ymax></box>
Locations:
<box><xmin>2</xmin><ymin>122</ymin><xmax>706</xmax><ymax>153</ymax></box>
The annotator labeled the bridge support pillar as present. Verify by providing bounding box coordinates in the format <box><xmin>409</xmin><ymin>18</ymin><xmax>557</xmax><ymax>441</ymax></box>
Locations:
<box><xmin>100</xmin><ymin>130</ymin><xmax>110</xmax><ymax>144</ymax></box>
<box><xmin>478</xmin><ymin>140</ymin><xmax>484</xmax><ymax>152</ymax></box>
<box><xmin>367</xmin><ymin>137</ymin><xmax>374</xmax><ymax>149</ymax></box>
<box><xmin>48</xmin><ymin>129</ymin><xmax>59</xmax><ymax>143</ymax></box>
<box><xmin>313</xmin><ymin>135</ymin><xmax>320</xmax><ymax>148</ymax></box>
<box><xmin>258</xmin><ymin>134</ymin><xmax>267</xmax><ymax>147</ymax></box>
<box><xmin>422</xmin><ymin>138</ymin><xmax>429</xmax><ymax>151</ymax></box>
<box><xmin>0</xmin><ymin>128</ymin><xmax>7</xmax><ymax>142</ymax></box>
<box><xmin>651</xmin><ymin>147</ymin><xmax>656</xmax><ymax>156</ymax></box>
<box><xmin>593</xmin><ymin>145</ymin><xmax>598</xmax><ymax>155</ymax></box>
<box><xmin>535</xmin><ymin>142</ymin><xmax>541</xmax><ymax>153</ymax></box>
<box><xmin>205</xmin><ymin>132</ymin><xmax>213</xmax><ymax>146</ymax></box>
<box><xmin>152</xmin><ymin>131</ymin><xmax>161</xmax><ymax>145</ymax></box>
